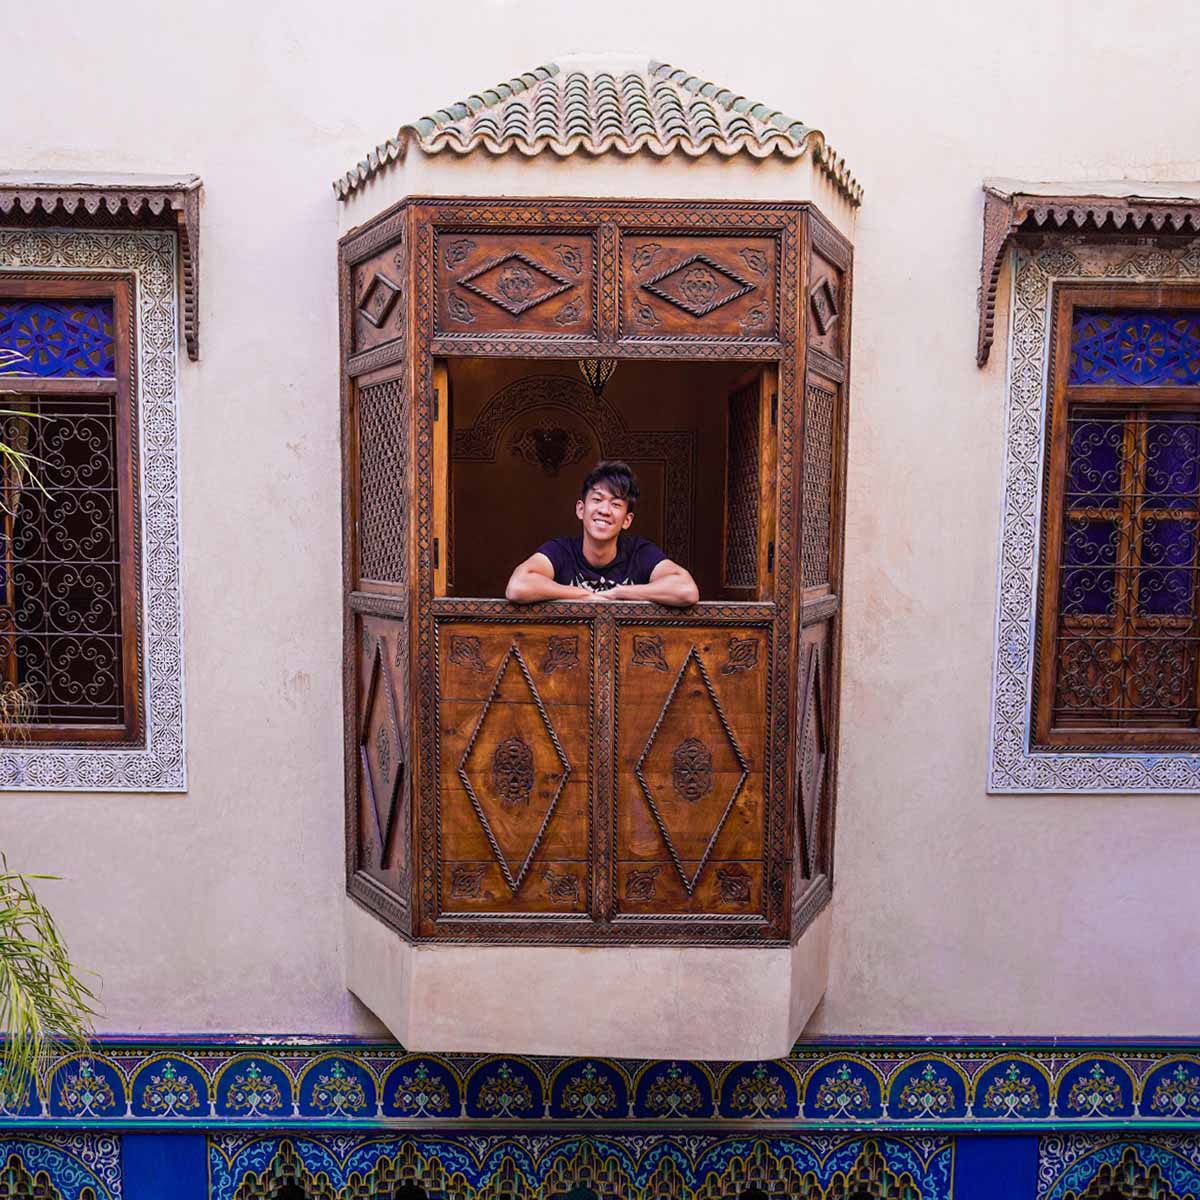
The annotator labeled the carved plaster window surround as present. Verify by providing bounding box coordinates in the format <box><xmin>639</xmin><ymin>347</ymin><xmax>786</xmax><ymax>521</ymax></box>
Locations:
<box><xmin>0</xmin><ymin>223</ymin><xmax>188</xmax><ymax>790</ymax></box>
<box><xmin>985</xmin><ymin>180</ymin><xmax>1200</xmax><ymax>791</ymax></box>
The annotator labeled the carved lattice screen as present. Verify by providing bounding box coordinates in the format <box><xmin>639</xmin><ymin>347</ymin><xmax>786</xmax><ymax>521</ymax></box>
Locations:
<box><xmin>801</xmin><ymin>382</ymin><xmax>836</xmax><ymax>590</ymax></box>
<box><xmin>724</xmin><ymin>378</ymin><xmax>761</xmax><ymax>592</ymax></box>
<box><xmin>357</xmin><ymin>378</ymin><xmax>407</xmax><ymax>585</ymax></box>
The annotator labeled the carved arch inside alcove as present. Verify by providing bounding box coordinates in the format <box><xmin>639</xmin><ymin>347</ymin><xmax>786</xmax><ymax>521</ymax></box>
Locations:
<box><xmin>451</xmin><ymin>373</ymin><xmax>695</xmax><ymax>582</ymax></box>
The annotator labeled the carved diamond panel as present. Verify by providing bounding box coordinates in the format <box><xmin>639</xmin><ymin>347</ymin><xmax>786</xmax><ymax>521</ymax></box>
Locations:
<box><xmin>457</xmin><ymin>644</ymin><xmax>572</xmax><ymax>893</ymax></box>
<box><xmin>351</xmin><ymin>228</ymin><xmax>406</xmax><ymax>357</ymax></box>
<box><xmin>459</xmin><ymin>253</ymin><xmax>574</xmax><ymax>316</ymax></box>
<box><xmin>357</xmin><ymin>272</ymin><xmax>401</xmax><ymax>329</ymax></box>
<box><xmin>641</xmin><ymin>253</ymin><xmax>755</xmax><ymax>317</ymax></box>
<box><xmin>636</xmin><ymin>647</ymin><xmax>750</xmax><ymax>894</ymax></box>
<box><xmin>434</xmin><ymin>231</ymin><xmax>597</xmax><ymax>339</ymax></box>
<box><xmin>797</xmin><ymin>643</ymin><xmax>828</xmax><ymax>877</ymax></box>
<box><xmin>359</xmin><ymin>638</ymin><xmax>403</xmax><ymax>867</ymax></box>
<box><xmin>619</xmin><ymin>233</ymin><xmax>778</xmax><ymax>340</ymax></box>
<box><xmin>809</xmin><ymin>277</ymin><xmax>839</xmax><ymax>336</ymax></box>
<box><xmin>808</xmin><ymin>250</ymin><xmax>843</xmax><ymax>359</ymax></box>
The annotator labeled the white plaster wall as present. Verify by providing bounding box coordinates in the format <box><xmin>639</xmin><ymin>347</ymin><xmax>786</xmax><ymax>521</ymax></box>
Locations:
<box><xmin>1</xmin><ymin>0</ymin><xmax>1199</xmax><ymax>1038</ymax></box>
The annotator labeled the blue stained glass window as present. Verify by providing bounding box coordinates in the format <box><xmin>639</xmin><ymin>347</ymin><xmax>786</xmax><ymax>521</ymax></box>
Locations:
<box><xmin>1070</xmin><ymin>309</ymin><xmax>1200</xmax><ymax>387</ymax></box>
<box><xmin>1145</xmin><ymin>414</ymin><xmax>1200</xmax><ymax>507</ymax></box>
<box><xmin>0</xmin><ymin>300</ymin><xmax>115</xmax><ymax>378</ymax></box>
<box><xmin>1066</xmin><ymin>415</ymin><xmax>1123</xmax><ymax>506</ymax></box>
<box><xmin>1138</xmin><ymin>517</ymin><xmax>1197</xmax><ymax>616</ymax></box>
<box><xmin>1059</xmin><ymin>517</ymin><xmax>1118</xmax><ymax>616</ymax></box>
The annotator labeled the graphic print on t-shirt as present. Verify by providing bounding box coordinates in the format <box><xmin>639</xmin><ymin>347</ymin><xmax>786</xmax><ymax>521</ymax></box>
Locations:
<box><xmin>536</xmin><ymin>535</ymin><xmax>667</xmax><ymax>593</ymax></box>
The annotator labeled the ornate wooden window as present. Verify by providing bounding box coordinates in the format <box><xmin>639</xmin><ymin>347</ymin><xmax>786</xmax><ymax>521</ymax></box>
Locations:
<box><xmin>1034</xmin><ymin>286</ymin><xmax>1200</xmax><ymax>749</ymax></box>
<box><xmin>0</xmin><ymin>277</ymin><xmax>141</xmax><ymax>743</ymax></box>
<box><xmin>340</xmin><ymin>197</ymin><xmax>853</xmax><ymax>948</ymax></box>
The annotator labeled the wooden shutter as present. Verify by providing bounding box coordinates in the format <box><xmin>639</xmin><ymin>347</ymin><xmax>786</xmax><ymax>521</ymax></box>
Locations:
<box><xmin>722</xmin><ymin>367</ymin><xmax>777</xmax><ymax>600</ymax></box>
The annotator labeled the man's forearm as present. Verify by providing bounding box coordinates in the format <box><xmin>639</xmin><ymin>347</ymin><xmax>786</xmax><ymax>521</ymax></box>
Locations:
<box><xmin>506</xmin><ymin>573</ymin><xmax>591</xmax><ymax>603</ymax></box>
<box><xmin>605</xmin><ymin>576</ymin><xmax>699</xmax><ymax>607</ymax></box>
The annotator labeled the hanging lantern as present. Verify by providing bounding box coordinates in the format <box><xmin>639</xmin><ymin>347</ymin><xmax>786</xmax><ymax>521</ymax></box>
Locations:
<box><xmin>578</xmin><ymin>357</ymin><xmax>618</xmax><ymax>400</ymax></box>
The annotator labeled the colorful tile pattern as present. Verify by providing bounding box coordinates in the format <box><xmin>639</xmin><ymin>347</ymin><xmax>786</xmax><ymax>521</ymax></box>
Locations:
<box><xmin>207</xmin><ymin>1131</ymin><xmax>953</xmax><ymax>1200</ymax></box>
<box><xmin>1039</xmin><ymin>1133</ymin><xmax>1200</xmax><ymax>1199</ymax></box>
<box><xmin>0</xmin><ymin>1133</ymin><xmax>120</xmax><ymax>1198</ymax></box>
<box><xmin>6</xmin><ymin>1040</ymin><xmax>1200</xmax><ymax>1131</ymax></box>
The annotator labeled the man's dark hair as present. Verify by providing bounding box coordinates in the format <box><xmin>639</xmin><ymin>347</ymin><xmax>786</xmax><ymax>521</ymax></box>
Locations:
<box><xmin>580</xmin><ymin>460</ymin><xmax>640</xmax><ymax>509</ymax></box>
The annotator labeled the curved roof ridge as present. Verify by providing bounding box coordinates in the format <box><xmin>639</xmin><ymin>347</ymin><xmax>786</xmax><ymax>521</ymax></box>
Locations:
<box><xmin>333</xmin><ymin>55</ymin><xmax>862</xmax><ymax>206</ymax></box>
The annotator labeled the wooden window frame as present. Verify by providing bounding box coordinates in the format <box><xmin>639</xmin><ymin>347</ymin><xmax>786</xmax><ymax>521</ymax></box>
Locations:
<box><xmin>1033</xmin><ymin>282</ymin><xmax>1200</xmax><ymax>750</ymax></box>
<box><xmin>0</xmin><ymin>275</ymin><xmax>142</xmax><ymax>744</ymax></box>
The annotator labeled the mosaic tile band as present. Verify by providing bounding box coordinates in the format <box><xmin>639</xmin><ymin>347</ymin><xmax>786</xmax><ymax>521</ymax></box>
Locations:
<box><xmin>4</xmin><ymin>1041</ymin><xmax>1200</xmax><ymax>1130</ymax></box>
<box><xmin>4</xmin><ymin>1128</ymin><xmax>1200</xmax><ymax>1197</ymax></box>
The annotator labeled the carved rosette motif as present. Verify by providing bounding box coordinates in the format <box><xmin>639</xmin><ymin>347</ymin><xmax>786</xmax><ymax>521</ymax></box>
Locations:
<box><xmin>631</xmin><ymin>634</ymin><xmax>670</xmax><ymax>673</ymax></box>
<box><xmin>449</xmin><ymin>864</ymin><xmax>486</xmax><ymax>899</ymax></box>
<box><xmin>720</xmin><ymin>635</ymin><xmax>759</xmax><ymax>674</ymax></box>
<box><xmin>624</xmin><ymin>864</ymin><xmax>661</xmax><ymax>901</ymax></box>
<box><xmin>491</xmin><ymin>736</ymin><xmax>534</xmax><ymax>807</ymax></box>
<box><xmin>541</xmin><ymin>634</ymin><xmax>580</xmax><ymax>674</ymax></box>
<box><xmin>543</xmin><ymin>868</ymin><xmax>580</xmax><ymax>903</ymax></box>
<box><xmin>641</xmin><ymin>253</ymin><xmax>755</xmax><ymax>317</ymax></box>
<box><xmin>448</xmin><ymin>635</ymin><xmax>488</xmax><ymax>673</ymax></box>
<box><xmin>671</xmin><ymin>738</ymin><xmax>714</xmax><ymax>803</ymax></box>
<box><xmin>458</xmin><ymin>252</ymin><xmax>574</xmax><ymax>316</ymax></box>
<box><xmin>716</xmin><ymin>864</ymin><xmax>752</xmax><ymax>904</ymax></box>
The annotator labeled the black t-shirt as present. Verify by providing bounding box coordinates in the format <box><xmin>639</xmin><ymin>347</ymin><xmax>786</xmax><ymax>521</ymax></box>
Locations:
<box><xmin>536</xmin><ymin>535</ymin><xmax>666</xmax><ymax>593</ymax></box>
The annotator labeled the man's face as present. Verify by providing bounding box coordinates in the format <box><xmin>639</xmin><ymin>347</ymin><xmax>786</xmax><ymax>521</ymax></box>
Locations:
<box><xmin>576</xmin><ymin>481</ymin><xmax>634</xmax><ymax>543</ymax></box>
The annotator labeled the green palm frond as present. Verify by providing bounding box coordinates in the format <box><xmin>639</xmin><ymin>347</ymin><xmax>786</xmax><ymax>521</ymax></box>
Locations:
<box><xmin>0</xmin><ymin>859</ymin><xmax>97</xmax><ymax>1107</ymax></box>
<box><xmin>0</xmin><ymin>349</ymin><xmax>52</xmax><ymax>513</ymax></box>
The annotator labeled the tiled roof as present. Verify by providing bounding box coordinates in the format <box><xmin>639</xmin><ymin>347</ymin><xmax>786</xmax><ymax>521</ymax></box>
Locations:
<box><xmin>333</xmin><ymin>55</ymin><xmax>861</xmax><ymax>205</ymax></box>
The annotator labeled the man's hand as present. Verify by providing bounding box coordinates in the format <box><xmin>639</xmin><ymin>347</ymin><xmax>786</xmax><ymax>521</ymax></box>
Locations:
<box><xmin>598</xmin><ymin>561</ymin><xmax>699</xmax><ymax>607</ymax></box>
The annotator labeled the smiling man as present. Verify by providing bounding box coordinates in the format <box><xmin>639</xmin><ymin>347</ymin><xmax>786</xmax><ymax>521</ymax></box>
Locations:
<box><xmin>505</xmin><ymin>460</ymin><xmax>699</xmax><ymax>606</ymax></box>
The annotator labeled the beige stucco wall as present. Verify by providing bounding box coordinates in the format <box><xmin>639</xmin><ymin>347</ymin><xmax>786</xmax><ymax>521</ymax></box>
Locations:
<box><xmin>2</xmin><ymin>0</ymin><xmax>1200</xmax><ymax>1039</ymax></box>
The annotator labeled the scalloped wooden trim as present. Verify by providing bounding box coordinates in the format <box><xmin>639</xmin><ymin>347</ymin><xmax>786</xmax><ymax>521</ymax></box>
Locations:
<box><xmin>977</xmin><ymin>184</ymin><xmax>1200</xmax><ymax>367</ymax></box>
<box><xmin>0</xmin><ymin>177</ymin><xmax>202</xmax><ymax>360</ymax></box>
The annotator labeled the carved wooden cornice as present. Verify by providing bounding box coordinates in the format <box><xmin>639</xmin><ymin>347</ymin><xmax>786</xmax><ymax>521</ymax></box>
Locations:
<box><xmin>977</xmin><ymin>180</ymin><xmax>1200</xmax><ymax>366</ymax></box>
<box><xmin>0</xmin><ymin>172</ymin><xmax>202</xmax><ymax>360</ymax></box>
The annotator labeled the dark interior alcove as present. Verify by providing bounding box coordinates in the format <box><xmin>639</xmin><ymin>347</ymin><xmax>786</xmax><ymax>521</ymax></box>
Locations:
<box><xmin>445</xmin><ymin>357</ymin><xmax>761</xmax><ymax>601</ymax></box>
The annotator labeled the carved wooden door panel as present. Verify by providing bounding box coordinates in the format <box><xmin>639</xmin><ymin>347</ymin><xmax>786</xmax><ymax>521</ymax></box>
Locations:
<box><xmin>342</xmin><ymin>201</ymin><xmax>413</xmax><ymax>934</ymax></box>
<box><xmin>619</xmin><ymin>234</ymin><xmax>778</xmax><ymax>342</ymax></box>
<box><xmin>435</xmin><ymin>231</ymin><xmax>598</xmax><ymax>341</ymax></box>
<box><xmin>613</xmin><ymin>624</ymin><xmax>770</xmax><ymax>919</ymax></box>
<box><xmin>354</xmin><ymin>611</ymin><xmax>412</xmax><ymax>930</ymax></box>
<box><xmin>436</xmin><ymin>621</ymin><xmax>591</xmax><ymax>916</ymax></box>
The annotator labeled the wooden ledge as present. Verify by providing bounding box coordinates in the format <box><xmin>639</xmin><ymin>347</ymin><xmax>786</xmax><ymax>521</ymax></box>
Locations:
<box><xmin>977</xmin><ymin>179</ymin><xmax>1200</xmax><ymax>367</ymax></box>
<box><xmin>0</xmin><ymin>171</ymin><xmax>202</xmax><ymax>360</ymax></box>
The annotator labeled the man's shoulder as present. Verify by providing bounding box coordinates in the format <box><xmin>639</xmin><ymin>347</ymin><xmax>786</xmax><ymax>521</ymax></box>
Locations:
<box><xmin>535</xmin><ymin>535</ymin><xmax>580</xmax><ymax>565</ymax></box>
<box><xmin>623</xmin><ymin>534</ymin><xmax>666</xmax><ymax>558</ymax></box>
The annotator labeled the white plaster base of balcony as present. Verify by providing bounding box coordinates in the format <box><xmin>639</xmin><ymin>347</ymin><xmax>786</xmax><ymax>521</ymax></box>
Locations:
<box><xmin>344</xmin><ymin>899</ymin><xmax>831</xmax><ymax>1060</ymax></box>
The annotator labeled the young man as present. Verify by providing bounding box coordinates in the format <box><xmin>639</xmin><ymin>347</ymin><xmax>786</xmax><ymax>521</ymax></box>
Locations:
<box><xmin>505</xmin><ymin>460</ymin><xmax>699</xmax><ymax>606</ymax></box>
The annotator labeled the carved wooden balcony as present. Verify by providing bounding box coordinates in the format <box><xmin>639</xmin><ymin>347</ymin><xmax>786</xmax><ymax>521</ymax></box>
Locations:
<box><xmin>338</xmin><ymin>195</ymin><xmax>853</xmax><ymax>1058</ymax></box>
